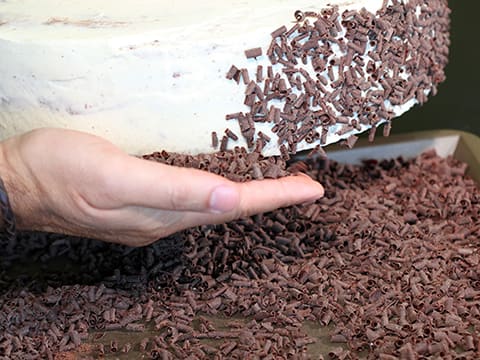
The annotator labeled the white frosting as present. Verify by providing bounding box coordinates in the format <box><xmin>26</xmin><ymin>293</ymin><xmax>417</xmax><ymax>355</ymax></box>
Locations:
<box><xmin>0</xmin><ymin>0</ymin><xmax>420</xmax><ymax>156</ymax></box>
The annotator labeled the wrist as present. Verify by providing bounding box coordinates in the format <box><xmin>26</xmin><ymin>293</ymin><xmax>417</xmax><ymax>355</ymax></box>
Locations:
<box><xmin>0</xmin><ymin>137</ymin><xmax>43</xmax><ymax>231</ymax></box>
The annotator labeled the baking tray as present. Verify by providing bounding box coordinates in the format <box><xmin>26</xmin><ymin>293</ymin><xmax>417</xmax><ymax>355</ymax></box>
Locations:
<box><xmin>74</xmin><ymin>129</ymin><xmax>479</xmax><ymax>359</ymax></box>
<box><xmin>324</xmin><ymin>129</ymin><xmax>480</xmax><ymax>185</ymax></box>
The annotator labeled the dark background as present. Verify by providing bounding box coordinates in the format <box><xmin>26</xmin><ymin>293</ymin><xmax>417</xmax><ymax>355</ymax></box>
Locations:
<box><xmin>393</xmin><ymin>1</ymin><xmax>479</xmax><ymax>136</ymax></box>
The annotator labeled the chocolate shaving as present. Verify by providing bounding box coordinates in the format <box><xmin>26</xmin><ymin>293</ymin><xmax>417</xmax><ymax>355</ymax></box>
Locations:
<box><xmin>226</xmin><ymin>65</ymin><xmax>240</xmax><ymax>81</ymax></box>
<box><xmin>245</xmin><ymin>47</ymin><xmax>263</xmax><ymax>59</ymax></box>
<box><xmin>211</xmin><ymin>131</ymin><xmax>218</xmax><ymax>149</ymax></box>
<box><xmin>225</xmin><ymin>128</ymin><xmax>239</xmax><ymax>141</ymax></box>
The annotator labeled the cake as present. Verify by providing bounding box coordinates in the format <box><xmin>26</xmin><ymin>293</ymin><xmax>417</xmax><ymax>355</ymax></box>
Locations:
<box><xmin>0</xmin><ymin>0</ymin><xmax>450</xmax><ymax>156</ymax></box>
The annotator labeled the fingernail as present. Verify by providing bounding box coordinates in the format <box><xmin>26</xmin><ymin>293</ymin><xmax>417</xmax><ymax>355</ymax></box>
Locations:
<box><xmin>303</xmin><ymin>184</ymin><xmax>325</xmax><ymax>204</ymax></box>
<box><xmin>300</xmin><ymin>177</ymin><xmax>324</xmax><ymax>201</ymax></box>
<box><xmin>310</xmin><ymin>185</ymin><xmax>325</xmax><ymax>201</ymax></box>
<box><xmin>314</xmin><ymin>183</ymin><xmax>325</xmax><ymax>197</ymax></box>
<box><xmin>209</xmin><ymin>185</ymin><xmax>240</xmax><ymax>213</ymax></box>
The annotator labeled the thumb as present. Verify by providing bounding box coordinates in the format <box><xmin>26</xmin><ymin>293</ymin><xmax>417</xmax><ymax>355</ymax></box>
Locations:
<box><xmin>108</xmin><ymin>155</ymin><xmax>241</xmax><ymax>212</ymax></box>
<box><xmin>106</xmin><ymin>155</ymin><xmax>324</xmax><ymax>214</ymax></box>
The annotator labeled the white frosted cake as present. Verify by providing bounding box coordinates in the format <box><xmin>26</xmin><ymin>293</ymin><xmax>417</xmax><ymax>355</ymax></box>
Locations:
<box><xmin>0</xmin><ymin>0</ymin><xmax>450</xmax><ymax>156</ymax></box>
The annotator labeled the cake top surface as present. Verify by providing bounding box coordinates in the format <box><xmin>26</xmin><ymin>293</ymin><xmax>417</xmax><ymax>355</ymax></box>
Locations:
<box><xmin>1</xmin><ymin>0</ymin><xmax>384</xmax><ymax>41</ymax></box>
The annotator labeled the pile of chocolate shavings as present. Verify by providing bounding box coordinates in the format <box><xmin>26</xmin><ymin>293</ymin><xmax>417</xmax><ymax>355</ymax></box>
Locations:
<box><xmin>0</xmin><ymin>149</ymin><xmax>479</xmax><ymax>359</ymax></box>
<box><xmin>222</xmin><ymin>0</ymin><xmax>450</xmax><ymax>155</ymax></box>
<box><xmin>143</xmin><ymin>147</ymin><xmax>291</xmax><ymax>181</ymax></box>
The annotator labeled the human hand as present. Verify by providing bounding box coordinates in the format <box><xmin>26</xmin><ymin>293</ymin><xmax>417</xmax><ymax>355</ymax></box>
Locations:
<box><xmin>0</xmin><ymin>128</ymin><xmax>324</xmax><ymax>246</ymax></box>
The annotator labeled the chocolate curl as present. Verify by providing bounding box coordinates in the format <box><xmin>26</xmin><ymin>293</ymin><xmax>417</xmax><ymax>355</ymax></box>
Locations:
<box><xmin>464</xmin><ymin>335</ymin><xmax>475</xmax><ymax>351</ymax></box>
<box><xmin>429</xmin><ymin>341</ymin><xmax>449</xmax><ymax>355</ymax></box>
<box><xmin>433</xmin><ymin>330</ymin><xmax>454</xmax><ymax>348</ymax></box>
<box><xmin>211</xmin><ymin>131</ymin><xmax>218</xmax><ymax>149</ymax></box>
<box><xmin>398</xmin><ymin>342</ymin><xmax>415</xmax><ymax>359</ymax></box>
<box><xmin>139</xmin><ymin>338</ymin><xmax>150</xmax><ymax>352</ymax></box>
<box><xmin>110</xmin><ymin>339</ymin><xmax>118</xmax><ymax>353</ymax></box>
<box><xmin>328</xmin><ymin>347</ymin><xmax>350</xmax><ymax>359</ymax></box>
<box><xmin>220</xmin><ymin>341</ymin><xmax>237</xmax><ymax>355</ymax></box>
<box><xmin>398</xmin><ymin>303</ymin><xmax>408</xmax><ymax>326</ymax></box>
<box><xmin>0</xmin><ymin>339</ymin><xmax>12</xmax><ymax>358</ymax></box>
<box><xmin>366</xmin><ymin>328</ymin><xmax>385</xmax><ymax>342</ymax></box>
<box><xmin>444</xmin><ymin>313</ymin><xmax>463</xmax><ymax>327</ymax></box>
<box><xmin>383</xmin><ymin>121</ymin><xmax>392</xmax><ymax>137</ymax></box>
<box><xmin>226</xmin><ymin>65</ymin><xmax>240</xmax><ymax>81</ymax></box>
<box><xmin>320</xmin><ymin>309</ymin><xmax>334</xmax><ymax>326</ymax></box>
<box><xmin>414</xmin><ymin>341</ymin><xmax>429</xmax><ymax>355</ymax></box>
<box><xmin>69</xmin><ymin>330</ymin><xmax>81</xmax><ymax>347</ymax></box>
<box><xmin>245</xmin><ymin>47</ymin><xmax>263</xmax><ymax>59</ymax></box>
<box><xmin>150</xmin><ymin>347</ymin><xmax>171</xmax><ymax>360</ymax></box>
<box><xmin>102</xmin><ymin>308</ymin><xmax>116</xmax><ymax>323</ymax></box>
<box><xmin>122</xmin><ymin>343</ymin><xmax>132</xmax><ymax>353</ymax></box>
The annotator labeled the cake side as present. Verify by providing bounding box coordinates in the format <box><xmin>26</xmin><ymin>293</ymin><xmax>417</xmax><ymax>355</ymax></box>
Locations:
<box><xmin>0</xmin><ymin>0</ymin><xmax>449</xmax><ymax>156</ymax></box>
